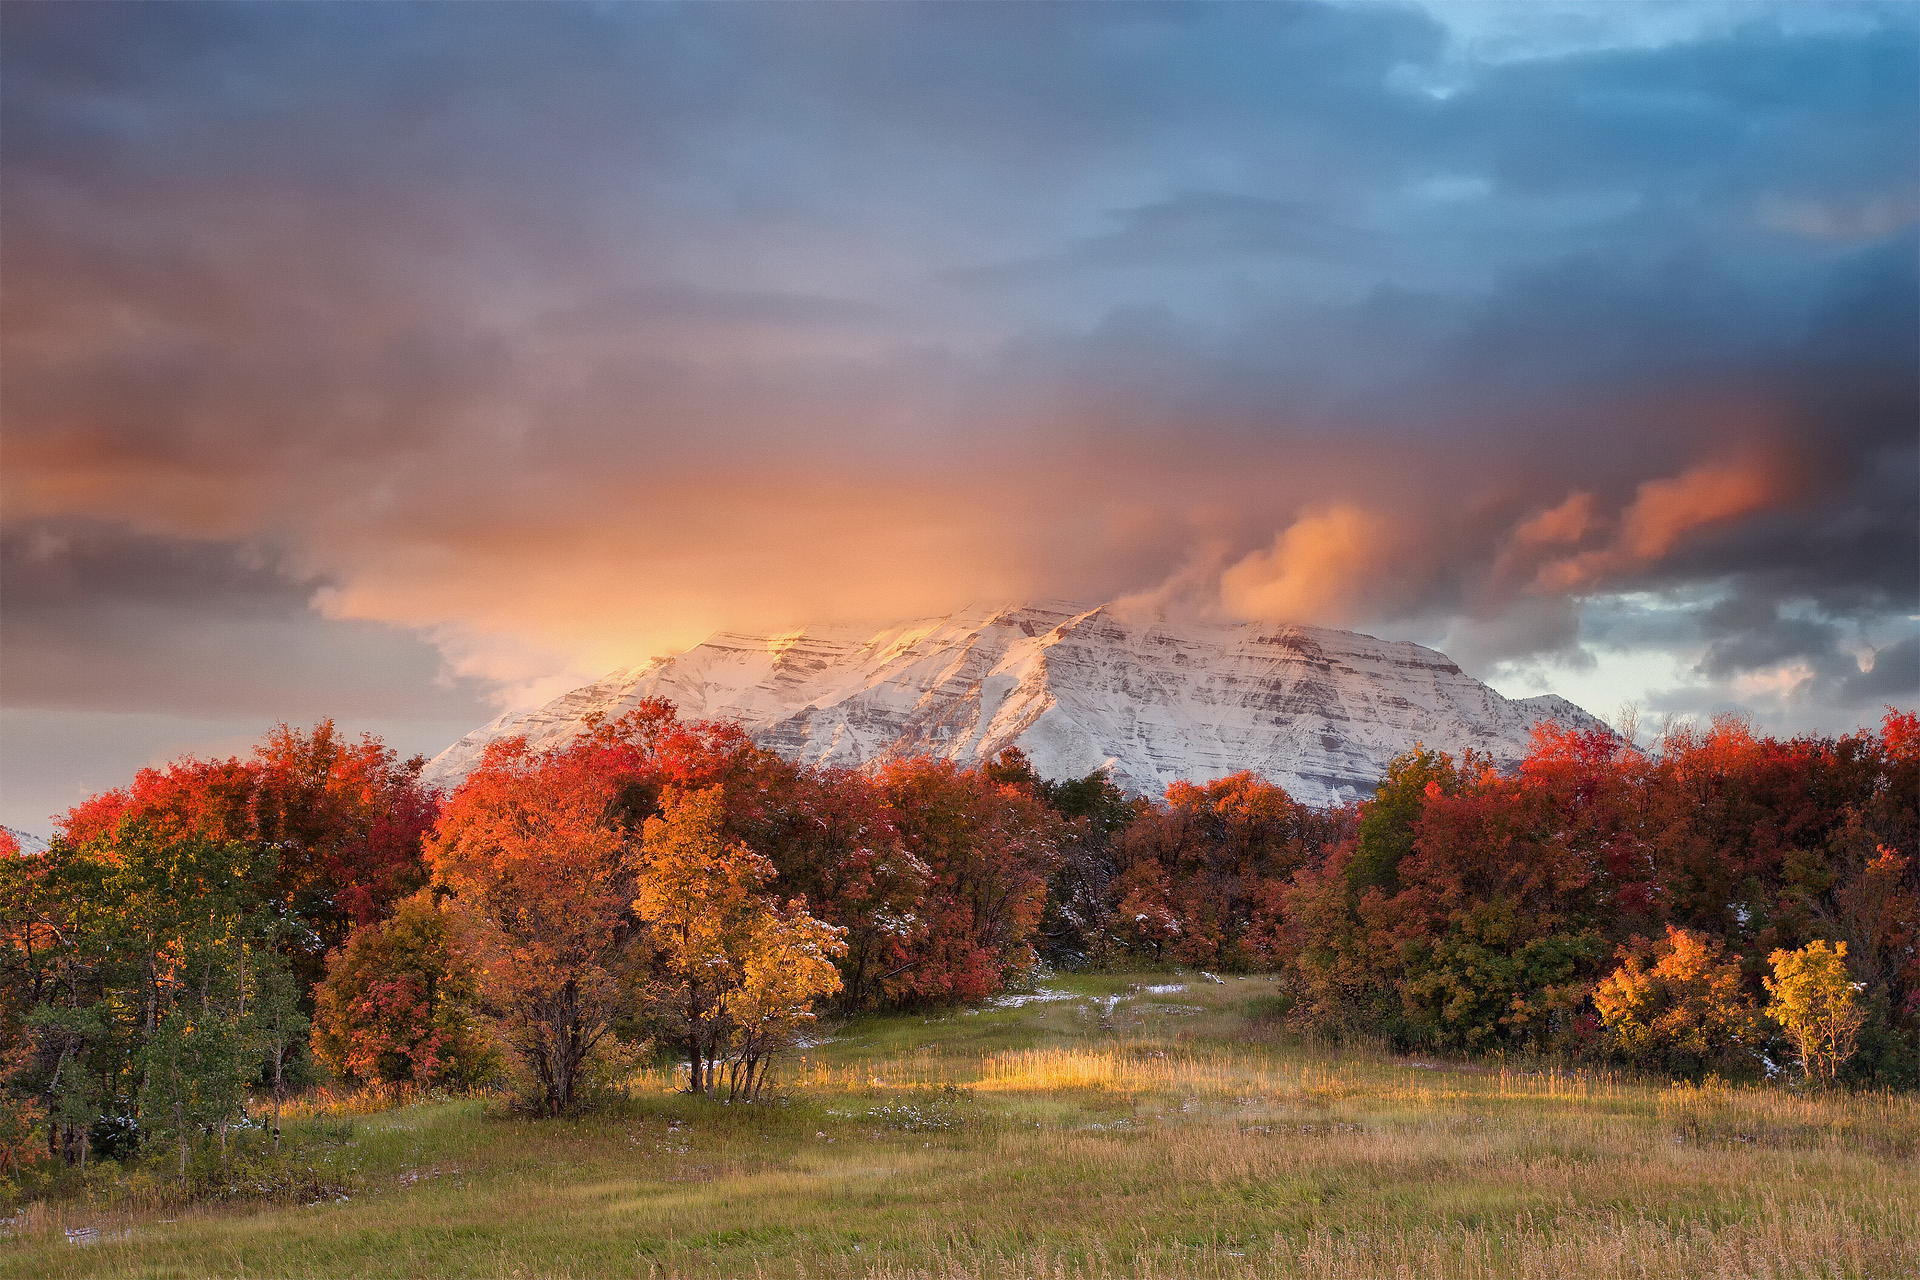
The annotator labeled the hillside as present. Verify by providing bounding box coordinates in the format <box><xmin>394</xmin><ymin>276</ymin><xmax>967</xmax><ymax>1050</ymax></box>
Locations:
<box><xmin>425</xmin><ymin>602</ymin><xmax>1603</xmax><ymax>805</ymax></box>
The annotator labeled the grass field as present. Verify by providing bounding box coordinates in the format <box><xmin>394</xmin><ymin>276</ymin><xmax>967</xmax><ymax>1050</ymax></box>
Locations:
<box><xmin>4</xmin><ymin>972</ymin><xmax>1915</xmax><ymax>1279</ymax></box>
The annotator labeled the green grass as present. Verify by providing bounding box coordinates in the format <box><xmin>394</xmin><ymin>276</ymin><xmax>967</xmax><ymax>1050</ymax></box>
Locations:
<box><xmin>4</xmin><ymin>973</ymin><xmax>1915</xmax><ymax>1279</ymax></box>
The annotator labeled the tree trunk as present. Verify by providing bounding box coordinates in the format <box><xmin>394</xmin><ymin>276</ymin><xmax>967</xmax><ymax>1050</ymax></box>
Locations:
<box><xmin>271</xmin><ymin>1047</ymin><xmax>284</xmax><ymax>1154</ymax></box>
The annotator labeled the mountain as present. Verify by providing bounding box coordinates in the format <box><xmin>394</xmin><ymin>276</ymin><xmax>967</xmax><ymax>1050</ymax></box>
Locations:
<box><xmin>423</xmin><ymin>602</ymin><xmax>1606</xmax><ymax>807</ymax></box>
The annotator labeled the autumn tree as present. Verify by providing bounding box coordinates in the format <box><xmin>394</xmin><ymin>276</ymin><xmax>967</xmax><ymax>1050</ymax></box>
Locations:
<box><xmin>311</xmin><ymin>892</ymin><xmax>493</xmax><ymax>1095</ymax></box>
<box><xmin>1765</xmin><ymin>940</ymin><xmax>1867</xmax><ymax>1087</ymax></box>
<box><xmin>745</xmin><ymin>765</ymin><xmax>927</xmax><ymax>1013</ymax></box>
<box><xmin>633</xmin><ymin>788</ymin><xmax>844</xmax><ymax>1097</ymax></box>
<box><xmin>427</xmin><ymin>739</ymin><xmax>642</xmax><ymax>1116</ymax></box>
<box><xmin>875</xmin><ymin>759</ymin><xmax>1059</xmax><ymax>1004</ymax></box>
<box><xmin>1109</xmin><ymin>860</ymin><xmax>1182</xmax><ymax>962</ymax></box>
<box><xmin>248</xmin><ymin>722</ymin><xmax>439</xmax><ymax>952</ymax></box>
<box><xmin>1593</xmin><ymin>925</ymin><xmax>1763</xmax><ymax>1078</ymax></box>
<box><xmin>1111</xmin><ymin>772</ymin><xmax>1338</xmax><ymax>968</ymax></box>
<box><xmin>718</xmin><ymin>905</ymin><xmax>845</xmax><ymax>1100</ymax></box>
<box><xmin>1347</xmin><ymin>746</ymin><xmax>1470</xmax><ymax>897</ymax></box>
<box><xmin>57</xmin><ymin>722</ymin><xmax>439</xmax><ymax>982</ymax></box>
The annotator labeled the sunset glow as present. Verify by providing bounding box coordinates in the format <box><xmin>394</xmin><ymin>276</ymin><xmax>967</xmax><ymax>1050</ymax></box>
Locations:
<box><xmin>3</xmin><ymin>2</ymin><xmax>1915</xmax><ymax>831</ymax></box>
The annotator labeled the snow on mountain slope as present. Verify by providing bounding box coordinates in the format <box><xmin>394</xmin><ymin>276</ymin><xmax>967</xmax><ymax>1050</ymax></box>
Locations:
<box><xmin>422</xmin><ymin>602</ymin><xmax>1607</xmax><ymax>807</ymax></box>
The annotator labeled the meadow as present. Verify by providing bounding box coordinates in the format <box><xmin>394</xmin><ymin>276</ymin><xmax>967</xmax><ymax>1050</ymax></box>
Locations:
<box><xmin>3</xmin><ymin>973</ymin><xmax>1914</xmax><ymax>1280</ymax></box>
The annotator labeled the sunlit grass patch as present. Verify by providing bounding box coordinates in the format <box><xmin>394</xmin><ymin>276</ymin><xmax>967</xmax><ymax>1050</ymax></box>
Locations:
<box><xmin>4</xmin><ymin>972</ymin><xmax>1914</xmax><ymax>1280</ymax></box>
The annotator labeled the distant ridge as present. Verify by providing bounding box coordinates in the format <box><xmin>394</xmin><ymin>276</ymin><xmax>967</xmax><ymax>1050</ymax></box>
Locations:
<box><xmin>425</xmin><ymin>602</ymin><xmax>1605</xmax><ymax>807</ymax></box>
<box><xmin>2</xmin><ymin>825</ymin><xmax>50</xmax><ymax>855</ymax></box>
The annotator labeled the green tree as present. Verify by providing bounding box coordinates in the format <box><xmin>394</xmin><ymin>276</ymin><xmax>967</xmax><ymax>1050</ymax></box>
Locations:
<box><xmin>1348</xmin><ymin>746</ymin><xmax>1466</xmax><ymax>897</ymax></box>
<box><xmin>14</xmin><ymin>821</ymin><xmax>275</xmax><ymax>1173</ymax></box>
<box><xmin>248</xmin><ymin>954</ymin><xmax>308</xmax><ymax>1151</ymax></box>
<box><xmin>1398</xmin><ymin>898</ymin><xmax>1602</xmax><ymax>1054</ymax></box>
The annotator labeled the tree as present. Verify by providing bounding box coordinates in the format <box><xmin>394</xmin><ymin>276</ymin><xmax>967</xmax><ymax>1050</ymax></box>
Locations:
<box><xmin>1109</xmin><ymin>860</ymin><xmax>1181</xmax><ymax>962</ymax></box>
<box><xmin>875</xmin><ymin>759</ymin><xmax>1058</xmax><ymax>1004</ymax></box>
<box><xmin>57</xmin><ymin>722</ymin><xmax>439</xmax><ymax>984</ymax></box>
<box><xmin>746</xmin><ymin>765</ymin><xmax>927</xmax><ymax>1013</ymax></box>
<box><xmin>13</xmin><ymin>821</ymin><xmax>275</xmax><ymax>1175</ymax></box>
<box><xmin>310</xmin><ymin>893</ymin><xmax>491</xmax><ymax>1095</ymax></box>
<box><xmin>1396</xmin><ymin>898</ymin><xmax>1602</xmax><ymax>1054</ymax></box>
<box><xmin>1765</xmin><ymin>940</ymin><xmax>1867</xmax><ymax>1087</ymax></box>
<box><xmin>1348</xmin><ymin>746</ymin><xmax>1467</xmax><ymax>897</ymax></box>
<box><xmin>427</xmin><ymin>739</ymin><xmax>642</xmax><ymax>1116</ymax></box>
<box><xmin>247</xmin><ymin>721</ymin><xmax>439</xmax><ymax>953</ymax></box>
<box><xmin>1593</xmin><ymin>925</ymin><xmax>1763</xmax><ymax>1078</ymax></box>
<box><xmin>248</xmin><ymin>955</ymin><xmax>307</xmax><ymax>1151</ymax></box>
<box><xmin>718</xmin><ymin>905</ymin><xmax>846</xmax><ymax>1101</ymax></box>
<box><xmin>633</xmin><ymin>788</ymin><xmax>845</xmax><ymax>1097</ymax></box>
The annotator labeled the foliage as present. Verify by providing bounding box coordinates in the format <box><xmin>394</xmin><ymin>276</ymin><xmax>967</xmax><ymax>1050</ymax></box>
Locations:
<box><xmin>2</xmin><ymin>817</ymin><xmax>290</xmax><ymax>1178</ymax></box>
<box><xmin>872</xmin><ymin>758</ymin><xmax>1060</xmax><ymax>1003</ymax></box>
<box><xmin>1347</xmin><ymin>745</ymin><xmax>1470</xmax><ymax>897</ymax></box>
<box><xmin>56</xmin><ymin>721</ymin><xmax>438</xmax><ymax>979</ymax></box>
<box><xmin>425</xmin><ymin>735</ymin><xmax>643</xmax><ymax>1116</ymax></box>
<box><xmin>632</xmin><ymin>786</ymin><xmax>845</xmax><ymax>1098</ymax></box>
<box><xmin>310</xmin><ymin>893</ymin><xmax>494</xmax><ymax>1094</ymax></box>
<box><xmin>1594</xmin><ymin>925</ymin><xmax>1765</xmax><ymax>1078</ymax></box>
<box><xmin>1765</xmin><ymin>940</ymin><xmax>1867</xmax><ymax>1087</ymax></box>
<box><xmin>1</xmin><ymin>698</ymin><xmax>1913</xmax><ymax>1181</ymax></box>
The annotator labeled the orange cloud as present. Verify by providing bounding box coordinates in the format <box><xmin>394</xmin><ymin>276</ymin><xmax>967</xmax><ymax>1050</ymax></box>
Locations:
<box><xmin>1219</xmin><ymin>504</ymin><xmax>1399</xmax><ymax>626</ymax></box>
<box><xmin>1513</xmin><ymin>491</ymin><xmax>1596</xmax><ymax>546</ymax></box>
<box><xmin>1536</xmin><ymin>458</ymin><xmax>1779</xmax><ymax>592</ymax></box>
<box><xmin>1618</xmin><ymin>459</ymin><xmax>1777</xmax><ymax>561</ymax></box>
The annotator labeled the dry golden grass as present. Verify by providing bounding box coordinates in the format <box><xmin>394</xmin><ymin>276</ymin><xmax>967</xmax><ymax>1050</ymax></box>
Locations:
<box><xmin>3</xmin><ymin>974</ymin><xmax>1913</xmax><ymax>1279</ymax></box>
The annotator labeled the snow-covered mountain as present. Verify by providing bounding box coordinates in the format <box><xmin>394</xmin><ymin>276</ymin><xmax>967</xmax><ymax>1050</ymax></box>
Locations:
<box><xmin>423</xmin><ymin>602</ymin><xmax>1605</xmax><ymax>807</ymax></box>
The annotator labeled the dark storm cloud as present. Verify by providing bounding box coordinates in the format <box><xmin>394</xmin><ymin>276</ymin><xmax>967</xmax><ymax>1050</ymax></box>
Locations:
<box><xmin>0</xmin><ymin>0</ymin><xmax>1914</xmax><ymax>771</ymax></box>
<box><xmin>1</xmin><ymin>520</ymin><xmax>491</xmax><ymax>720</ymax></box>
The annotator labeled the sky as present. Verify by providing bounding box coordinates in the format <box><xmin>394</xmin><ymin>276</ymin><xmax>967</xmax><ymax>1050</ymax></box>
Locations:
<box><xmin>3</xmin><ymin>1</ymin><xmax>1916</xmax><ymax>835</ymax></box>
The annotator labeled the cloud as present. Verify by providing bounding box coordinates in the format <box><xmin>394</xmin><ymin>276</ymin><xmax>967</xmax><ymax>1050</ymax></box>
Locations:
<box><xmin>1619</xmin><ymin>459</ymin><xmax>1779</xmax><ymax>560</ymax></box>
<box><xmin>1220</xmin><ymin>506</ymin><xmax>1405</xmax><ymax>627</ymax></box>
<box><xmin>1534</xmin><ymin>457</ymin><xmax>1782</xmax><ymax>591</ymax></box>
<box><xmin>1841</xmin><ymin>635</ymin><xmax>1920</xmax><ymax>706</ymax></box>
<box><xmin>1513</xmin><ymin>491</ymin><xmax>1597</xmax><ymax>547</ymax></box>
<box><xmin>0</xmin><ymin>519</ymin><xmax>491</xmax><ymax>721</ymax></box>
<box><xmin>0</xmin><ymin>0</ymin><xmax>1912</xmax><ymax>768</ymax></box>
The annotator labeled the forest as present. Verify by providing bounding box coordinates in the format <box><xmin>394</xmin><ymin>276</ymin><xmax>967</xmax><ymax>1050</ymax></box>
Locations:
<box><xmin>2</xmin><ymin>700</ymin><xmax>1915</xmax><ymax>1191</ymax></box>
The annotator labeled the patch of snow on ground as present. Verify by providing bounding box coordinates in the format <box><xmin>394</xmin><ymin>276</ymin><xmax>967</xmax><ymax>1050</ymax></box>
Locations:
<box><xmin>1140</xmin><ymin>983</ymin><xmax>1188</xmax><ymax>995</ymax></box>
<box><xmin>987</xmin><ymin>988</ymin><xmax>1076</xmax><ymax>1008</ymax></box>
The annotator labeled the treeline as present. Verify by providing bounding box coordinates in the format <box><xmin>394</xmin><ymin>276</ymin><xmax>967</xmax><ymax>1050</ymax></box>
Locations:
<box><xmin>1</xmin><ymin>701</ymin><xmax>1914</xmax><ymax>1182</ymax></box>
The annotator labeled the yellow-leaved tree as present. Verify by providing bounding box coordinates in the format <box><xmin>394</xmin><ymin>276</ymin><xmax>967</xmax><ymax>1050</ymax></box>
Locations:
<box><xmin>634</xmin><ymin>787</ymin><xmax>845</xmax><ymax>1099</ymax></box>
<box><xmin>1764</xmin><ymin>940</ymin><xmax>1866</xmax><ymax>1088</ymax></box>
<box><xmin>722</xmin><ymin>908</ymin><xmax>847</xmax><ymax>1100</ymax></box>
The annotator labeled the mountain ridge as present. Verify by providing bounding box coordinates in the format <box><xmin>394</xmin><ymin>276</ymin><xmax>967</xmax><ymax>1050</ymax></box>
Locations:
<box><xmin>424</xmin><ymin>602</ymin><xmax>1606</xmax><ymax>806</ymax></box>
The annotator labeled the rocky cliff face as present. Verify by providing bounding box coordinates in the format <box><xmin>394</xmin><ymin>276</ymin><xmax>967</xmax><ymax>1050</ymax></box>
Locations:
<box><xmin>423</xmin><ymin>602</ymin><xmax>1605</xmax><ymax>806</ymax></box>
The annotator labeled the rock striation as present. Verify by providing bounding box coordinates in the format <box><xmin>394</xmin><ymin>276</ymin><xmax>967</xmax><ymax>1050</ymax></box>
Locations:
<box><xmin>423</xmin><ymin>602</ymin><xmax>1605</xmax><ymax>807</ymax></box>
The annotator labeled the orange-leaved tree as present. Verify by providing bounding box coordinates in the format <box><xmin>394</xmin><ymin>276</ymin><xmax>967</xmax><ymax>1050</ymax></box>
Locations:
<box><xmin>427</xmin><ymin>738</ymin><xmax>642</xmax><ymax>1115</ymax></box>
<box><xmin>1593</xmin><ymin>925</ymin><xmax>1763</xmax><ymax>1078</ymax></box>
<box><xmin>633</xmin><ymin>787</ymin><xmax>844</xmax><ymax>1099</ymax></box>
<box><xmin>720</xmin><ymin>906</ymin><xmax>846</xmax><ymax>1100</ymax></box>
